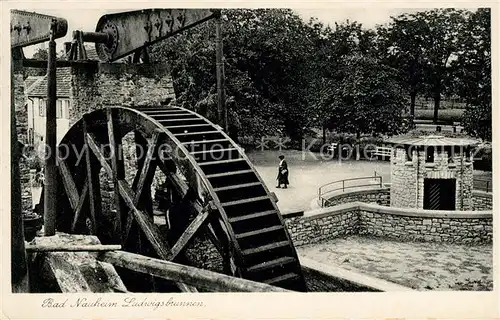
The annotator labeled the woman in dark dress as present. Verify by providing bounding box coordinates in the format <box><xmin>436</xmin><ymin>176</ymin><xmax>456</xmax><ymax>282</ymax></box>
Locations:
<box><xmin>276</xmin><ymin>155</ymin><xmax>289</xmax><ymax>188</ymax></box>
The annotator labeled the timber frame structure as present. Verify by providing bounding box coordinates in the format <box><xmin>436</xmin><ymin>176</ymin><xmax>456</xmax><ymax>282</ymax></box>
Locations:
<box><xmin>49</xmin><ymin>106</ymin><xmax>306</xmax><ymax>292</ymax></box>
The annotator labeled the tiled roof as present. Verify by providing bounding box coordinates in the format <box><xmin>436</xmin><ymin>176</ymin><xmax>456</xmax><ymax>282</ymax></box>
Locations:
<box><xmin>25</xmin><ymin>76</ymin><xmax>44</xmax><ymax>93</ymax></box>
<box><xmin>26</xmin><ymin>67</ymin><xmax>72</xmax><ymax>98</ymax></box>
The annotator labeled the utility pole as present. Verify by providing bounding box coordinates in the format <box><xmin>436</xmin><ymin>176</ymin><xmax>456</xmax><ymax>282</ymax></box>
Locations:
<box><xmin>215</xmin><ymin>11</ymin><xmax>227</xmax><ymax>132</ymax></box>
<box><xmin>44</xmin><ymin>19</ymin><xmax>58</xmax><ymax>236</ymax></box>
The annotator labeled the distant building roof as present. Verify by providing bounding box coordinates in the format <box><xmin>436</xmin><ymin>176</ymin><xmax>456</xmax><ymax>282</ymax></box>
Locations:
<box><xmin>386</xmin><ymin>135</ymin><xmax>480</xmax><ymax>147</ymax></box>
<box><xmin>25</xmin><ymin>76</ymin><xmax>44</xmax><ymax>93</ymax></box>
<box><xmin>26</xmin><ymin>67</ymin><xmax>72</xmax><ymax>98</ymax></box>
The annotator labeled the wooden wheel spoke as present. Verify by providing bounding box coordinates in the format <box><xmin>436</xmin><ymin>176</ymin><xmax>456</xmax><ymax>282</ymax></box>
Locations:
<box><xmin>123</xmin><ymin>211</ymin><xmax>134</xmax><ymax>245</ymax></box>
<box><xmin>57</xmin><ymin>156</ymin><xmax>80</xmax><ymax>209</ymax></box>
<box><xmin>133</xmin><ymin>131</ymin><xmax>161</xmax><ymax>206</ymax></box>
<box><xmin>117</xmin><ymin>179</ymin><xmax>197</xmax><ymax>292</ymax></box>
<box><xmin>86</xmin><ymin>133</ymin><xmax>112</xmax><ymax>175</ymax></box>
<box><xmin>58</xmin><ymin>155</ymin><xmax>90</xmax><ymax>233</ymax></box>
<box><xmin>117</xmin><ymin>180</ymin><xmax>171</xmax><ymax>257</ymax></box>
<box><xmin>71</xmin><ymin>178</ymin><xmax>89</xmax><ymax>232</ymax></box>
<box><xmin>82</xmin><ymin>118</ymin><xmax>101</xmax><ymax>235</ymax></box>
<box><xmin>107</xmin><ymin>108</ymin><xmax>126</xmax><ymax>244</ymax></box>
<box><xmin>169</xmin><ymin>204</ymin><xmax>211</xmax><ymax>261</ymax></box>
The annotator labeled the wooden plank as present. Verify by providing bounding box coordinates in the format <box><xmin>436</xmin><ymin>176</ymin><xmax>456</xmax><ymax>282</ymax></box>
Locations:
<box><xmin>99</xmin><ymin>251</ymin><xmax>290</xmax><ymax>292</ymax></box>
<box><xmin>116</xmin><ymin>179</ymin><xmax>197</xmax><ymax>292</ymax></box>
<box><xmin>82</xmin><ymin>119</ymin><xmax>100</xmax><ymax>235</ymax></box>
<box><xmin>206</xmin><ymin>217</ymin><xmax>233</xmax><ymax>275</ymax></box>
<box><xmin>168</xmin><ymin>206</ymin><xmax>210</xmax><ymax>260</ymax></box>
<box><xmin>117</xmin><ymin>179</ymin><xmax>171</xmax><ymax>258</ymax></box>
<box><xmin>26</xmin><ymin>244</ymin><xmax>122</xmax><ymax>252</ymax></box>
<box><xmin>71</xmin><ymin>178</ymin><xmax>88</xmax><ymax>232</ymax></box>
<box><xmin>107</xmin><ymin>108</ymin><xmax>124</xmax><ymax>244</ymax></box>
<box><xmin>86</xmin><ymin>133</ymin><xmax>112</xmax><ymax>175</ymax></box>
<box><xmin>57</xmin><ymin>157</ymin><xmax>79</xmax><ymax>209</ymax></box>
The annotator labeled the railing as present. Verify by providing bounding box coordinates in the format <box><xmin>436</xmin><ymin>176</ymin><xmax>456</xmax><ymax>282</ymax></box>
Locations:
<box><xmin>318</xmin><ymin>171</ymin><xmax>383</xmax><ymax>207</ymax></box>
<box><xmin>474</xmin><ymin>178</ymin><xmax>492</xmax><ymax>193</ymax></box>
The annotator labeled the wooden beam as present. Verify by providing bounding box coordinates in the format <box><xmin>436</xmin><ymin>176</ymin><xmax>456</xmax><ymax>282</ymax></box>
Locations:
<box><xmin>133</xmin><ymin>131</ymin><xmax>160</xmax><ymax>206</ymax></box>
<box><xmin>86</xmin><ymin>133</ymin><xmax>112</xmax><ymax>175</ymax></box>
<box><xmin>99</xmin><ymin>251</ymin><xmax>290</xmax><ymax>292</ymax></box>
<box><xmin>117</xmin><ymin>180</ymin><xmax>171</xmax><ymax>258</ymax></box>
<box><xmin>57</xmin><ymin>157</ymin><xmax>79</xmax><ymax>210</ymax></box>
<box><xmin>107</xmin><ymin>108</ymin><xmax>124</xmax><ymax>244</ymax></box>
<box><xmin>71</xmin><ymin>178</ymin><xmax>89</xmax><ymax>232</ymax></box>
<box><xmin>168</xmin><ymin>205</ymin><xmax>211</xmax><ymax>261</ymax></box>
<box><xmin>26</xmin><ymin>244</ymin><xmax>121</xmax><ymax>252</ymax></box>
<box><xmin>116</xmin><ymin>179</ymin><xmax>197</xmax><ymax>292</ymax></box>
<box><xmin>82</xmin><ymin>119</ymin><xmax>100</xmax><ymax>235</ymax></box>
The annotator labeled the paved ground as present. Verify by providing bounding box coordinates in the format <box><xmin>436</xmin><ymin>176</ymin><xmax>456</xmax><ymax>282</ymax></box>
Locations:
<box><xmin>247</xmin><ymin>149</ymin><xmax>492</xmax><ymax>213</ymax></box>
<box><xmin>248</xmin><ymin>150</ymin><xmax>390</xmax><ymax>213</ymax></box>
<box><xmin>298</xmin><ymin>235</ymin><xmax>493</xmax><ymax>291</ymax></box>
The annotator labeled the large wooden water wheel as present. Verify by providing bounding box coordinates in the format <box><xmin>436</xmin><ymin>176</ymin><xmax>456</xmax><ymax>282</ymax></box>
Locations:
<box><xmin>49</xmin><ymin>105</ymin><xmax>306</xmax><ymax>292</ymax></box>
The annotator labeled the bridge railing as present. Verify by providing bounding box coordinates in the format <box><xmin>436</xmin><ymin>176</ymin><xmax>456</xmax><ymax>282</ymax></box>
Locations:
<box><xmin>318</xmin><ymin>171</ymin><xmax>383</xmax><ymax>207</ymax></box>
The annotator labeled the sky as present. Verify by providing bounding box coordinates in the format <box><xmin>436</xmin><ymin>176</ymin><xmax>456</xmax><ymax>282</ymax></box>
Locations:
<box><xmin>17</xmin><ymin>7</ymin><xmax>441</xmax><ymax>57</ymax></box>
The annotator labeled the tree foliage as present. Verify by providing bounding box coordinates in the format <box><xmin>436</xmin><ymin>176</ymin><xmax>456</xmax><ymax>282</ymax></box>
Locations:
<box><xmin>320</xmin><ymin>54</ymin><xmax>407</xmax><ymax>136</ymax></box>
<box><xmin>148</xmin><ymin>8</ymin><xmax>491</xmax><ymax>143</ymax></box>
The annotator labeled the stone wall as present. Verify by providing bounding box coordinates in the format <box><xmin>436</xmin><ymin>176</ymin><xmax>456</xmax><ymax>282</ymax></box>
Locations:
<box><xmin>390</xmin><ymin>146</ymin><xmax>474</xmax><ymax>210</ymax></box>
<box><xmin>472</xmin><ymin>190</ymin><xmax>492</xmax><ymax>210</ymax></box>
<box><xmin>13</xmin><ymin>63</ymin><xmax>32</xmax><ymax>211</ymax></box>
<box><xmin>284</xmin><ymin>202</ymin><xmax>492</xmax><ymax>245</ymax></box>
<box><xmin>302</xmin><ymin>266</ymin><xmax>377</xmax><ymax>292</ymax></box>
<box><xmin>300</xmin><ymin>256</ymin><xmax>413</xmax><ymax>292</ymax></box>
<box><xmin>358</xmin><ymin>206</ymin><xmax>492</xmax><ymax>244</ymax></box>
<box><xmin>326</xmin><ymin>187</ymin><xmax>492</xmax><ymax>212</ymax></box>
<box><xmin>283</xmin><ymin>208</ymin><xmax>359</xmax><ymax>246</ymax></box>
<box><xmin>325</xmin><ymin>188</ymin><xmax>390</xmax><ymax>207</ymax></box>
<box><xmin>70</xmin><ymin>62</ymin><xmax>176</xmax><ymax>124</ymax></box>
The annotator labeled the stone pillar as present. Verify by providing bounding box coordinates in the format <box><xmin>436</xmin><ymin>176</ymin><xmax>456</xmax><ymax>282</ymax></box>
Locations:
<box><xmin>13</xmin><ymin>65</ymin><xmax>32</xmax><ymax>211</ymax></box>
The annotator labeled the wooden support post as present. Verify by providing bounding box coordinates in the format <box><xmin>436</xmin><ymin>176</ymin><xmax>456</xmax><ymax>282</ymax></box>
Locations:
<box><xmin>44</xmin><ymin>20</ymin><xmax>58</xmax><ymax>236</ymax></box>
<box><xmin>82</xmin><ymin>118</ymin><xmax>102</xmax><ymax>235</ymax></box>
<box><xmin>215</xmin><ymin>12</ymin><xmax>227</xmax><ymax>132</ymax></box>
<box><xmin>26</xmin><ymin>244</ymin><xmax>122</xmax><ymax>252</ymax></box>
<box><xmin>99</xmin><ymin>251</ymin><xmax>290</xmax><ymax>292</ymax></box>
<box><xmin>116</xmin><ymin>180</ymin><xmax>197</xmax><ymax>292</ymax></box>
<box><xmin>168</xmin><ymin>205</ymin><xmax>211</xmax><ymax>261</ymax></box>
<box><xmin>71</xmin><ymin>178</ymin><xmax>88</xmax><ymax>232</ymax></box>
<box><xmin>107</xmin><ymin>108</ymin><xmax>125</xmax><ymax>243</ymax></box>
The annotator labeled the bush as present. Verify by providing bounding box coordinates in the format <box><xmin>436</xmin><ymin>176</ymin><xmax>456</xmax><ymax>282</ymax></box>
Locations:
<box><xmin>473</xmin><ymin>145</ymin><xmax>492</xmax><ymax>171</ymax></box>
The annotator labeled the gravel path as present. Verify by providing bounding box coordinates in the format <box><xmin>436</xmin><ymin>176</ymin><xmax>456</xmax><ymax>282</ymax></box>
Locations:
<box><xmin>298</xmin><ymin>235</ymin><xmax>493</xmax><ymax>291</ymax></box>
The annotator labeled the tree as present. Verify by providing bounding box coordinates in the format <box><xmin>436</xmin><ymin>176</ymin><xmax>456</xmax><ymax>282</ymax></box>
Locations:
<box><xmin>150</xmin><ymin>9</ymin><xmax>320</xmax><ymax>142</ymax></box>
<box><xmin>381</xmin><ymin>9</ymin><xmax>468</xmax><ymax>122</ymax></box>
<box><xmin>319</xmin><ymin>54</ymin><xmax>408</xmax><ymax>138</ymax></box>
<box><xmin>454</xmin><ymin>8</ymin><xmax>491</xmax><ymax>140</ymax></box>
<box><xmin>376</xmin><ymin>18</ymin><xmax>425</xmax><ymax>116</ymax></box>
<box><xmin>32</xmin><ymin>47</ymin><xmax>48</xmax><ymax>60</ymax></box>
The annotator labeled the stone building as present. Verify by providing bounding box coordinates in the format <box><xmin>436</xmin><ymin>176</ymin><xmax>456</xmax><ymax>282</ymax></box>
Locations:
<box><xmin>15</xmin><ymin>52</ymin><xmax>177</xmax><ymax>210</ymax></box>
<box><xmin>386</xmin><ymin>135</ymin><xmax>480</xmax><ymax>210</ymax></box>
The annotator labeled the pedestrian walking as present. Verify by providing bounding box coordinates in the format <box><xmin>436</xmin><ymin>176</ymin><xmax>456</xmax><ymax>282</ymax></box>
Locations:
<box><xmin>276</xmin><ymin>155</ymin><xmax>289</xmax><ymax>188</ymax></box>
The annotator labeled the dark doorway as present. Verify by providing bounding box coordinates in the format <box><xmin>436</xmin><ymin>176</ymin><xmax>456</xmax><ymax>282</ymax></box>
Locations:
<box><xmin>423</xmin><ymin>178</ymin><xmax>456</xmax><ymax>210</ymax></box>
